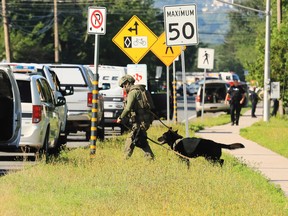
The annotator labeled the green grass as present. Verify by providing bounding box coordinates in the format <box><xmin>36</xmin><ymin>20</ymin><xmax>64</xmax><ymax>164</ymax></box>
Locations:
<box><xmin>0</xmin><ymin>123</ymin><xmax>287</xmax><ymax>215</ymax></box>
<box><xmin>188</xmin><ymin>107</ymin><xmax>250</xmax><ymax>132</ymax></box>
<box><xmin>240</xmin><ymin>116</ymin><xmax>288</xmax><ymax>158</ymax></box>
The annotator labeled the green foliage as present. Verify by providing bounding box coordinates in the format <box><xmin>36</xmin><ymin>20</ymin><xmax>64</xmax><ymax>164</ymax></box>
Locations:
<box><xmin>241</xmin><ymin>0</ymin><xmax>288</xmax><ymax>106</ymax></box>
<box><xmin>214</xmin><ymin>0</ymin><xmax>265</xmax><ymax>80</ymax></box>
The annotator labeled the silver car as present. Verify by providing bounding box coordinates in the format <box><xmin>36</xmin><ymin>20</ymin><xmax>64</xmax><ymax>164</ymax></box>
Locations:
<box><xmin>195</xmin><ymin>80</ymin><xmax>230</xmax><ymax>117</ymax></box>
<box><xmin>14</xmin><ymin>73</ymin><xmax>65</xmax><ymax>155</ymax></box>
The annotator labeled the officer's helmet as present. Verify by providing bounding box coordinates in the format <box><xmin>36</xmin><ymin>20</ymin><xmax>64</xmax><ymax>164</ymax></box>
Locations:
<box><xmin>119</xmin><ymin>75</ymin><xmax>135</xmax><ymax>87</ymax></box>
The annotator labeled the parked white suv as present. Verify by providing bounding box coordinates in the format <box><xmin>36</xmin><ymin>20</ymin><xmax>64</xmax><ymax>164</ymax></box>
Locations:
<box><xmin>0</xmin><ymin>66</ymin><xmax>21</xmax><ymax>150</ymax></box>
<box><xmin>12</xmin><ymin>64</ymin><xmax>74</xmax><ymax>144</ymax></box>
<box><xmin>14</xmin><ymin>73</ymin><xmax>65</xmax><ymax>155</ymax></box>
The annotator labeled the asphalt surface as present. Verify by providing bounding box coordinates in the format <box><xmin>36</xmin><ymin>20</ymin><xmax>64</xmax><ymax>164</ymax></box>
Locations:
<box><xmin>195</xmin><ymin>105</ymin><xmax>288</xmax><ymax>197</ymax></box>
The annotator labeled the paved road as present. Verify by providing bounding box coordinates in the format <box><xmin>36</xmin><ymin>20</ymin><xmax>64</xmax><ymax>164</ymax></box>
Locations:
<box><xmin>170</xmin><ymin>95</ymin><xmax>196</xmax><ymax>123</ymax></box>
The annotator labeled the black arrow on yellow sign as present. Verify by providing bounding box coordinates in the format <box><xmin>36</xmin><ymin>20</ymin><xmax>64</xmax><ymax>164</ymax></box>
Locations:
<box><xmin>128</xmin><ymin>21</ymin><xmax>139</xmax><ymax>35</ymax></box>
<box><xmin>163</xmin><ymin>41</ymin><xmax>174</xmax><ymax>54</ymax></box>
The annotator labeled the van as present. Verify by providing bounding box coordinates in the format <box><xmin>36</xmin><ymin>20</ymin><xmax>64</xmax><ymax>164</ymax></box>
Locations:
<box><xmin>0</xmin><ymin>66</ymin><xmax>21</xmax><ymax>150</ymax></box>
<box><xmin>87</xmin><ymin>65</ymin><xmax>127</xmax><ymax>133</ymax></box>
<box><xmin>88</xmin><ymin>65</ymin><xmax>126</xmax><ymax>89</ymax></box>
<box><xmin>195</xmin><ymin>80</ymin><xmax>230</xmax><ymax>117</ymax></box>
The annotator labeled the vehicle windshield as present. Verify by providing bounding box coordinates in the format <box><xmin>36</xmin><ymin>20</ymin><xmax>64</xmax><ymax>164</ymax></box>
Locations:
<box><xmin>52</xmin><ymin>67</ymin><xmax>87</xmax><ymax>86</ymax></box>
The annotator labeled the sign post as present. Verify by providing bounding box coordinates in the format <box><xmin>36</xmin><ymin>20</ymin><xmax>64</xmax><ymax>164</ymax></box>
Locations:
<box><xmin>150</xmin><ymin>32</ymin><xmax>183</xmax><ymax>122</ymax></box>
<box><xmin>87</xmin><ymin>6</ymin><xmax>106</xmax><ymax>157</ymax></box>
<box><xmin>197</xmin><ymin>48</ymin><xmax>215</xmax><ymax>118</ymax></box>
<box><xmin>164</xmin><ymin>4</ymin><xmax>198</xmax><ymax>137</ymax></box>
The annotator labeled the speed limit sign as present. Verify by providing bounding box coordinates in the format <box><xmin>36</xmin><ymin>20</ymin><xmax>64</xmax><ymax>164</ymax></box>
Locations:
<box><xmin>164</xmin><ymin>4</ymin><xmax>198</xmax><ymax>46</ymax></box>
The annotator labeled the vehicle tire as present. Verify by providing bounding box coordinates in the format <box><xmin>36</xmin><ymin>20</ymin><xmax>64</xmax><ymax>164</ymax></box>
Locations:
<box><xmin>59</xmin><ymin>134</ymin><xmax>67</xmax><ymax>145</ymax></box>
<box><xmin>120</xmin><ymin>125</ymin><xmax>125</xmax><ymax>135</ymax></box>
<box><xmin>40</xmin><ymin>129</ymin><xmax>49</xmax><ymax>163</ymax></box>
<box><xmin>196</xmin><ymin>111</ymin><xmax>201</xmax><ymax>117</ymax></box>
<box><xmin>97</xmin><ymin>127</ymin><xmax>105</xmax><ymax>141</ymax></box>
<box><xmin>85</xmin><ymin>131</ymin><xmax>91</xmax><ymax>141</ymax></box>
<box><xmin>51</xmin><ymin>131</ymin><xmax>62</xmax><ymax>156</ymax></box>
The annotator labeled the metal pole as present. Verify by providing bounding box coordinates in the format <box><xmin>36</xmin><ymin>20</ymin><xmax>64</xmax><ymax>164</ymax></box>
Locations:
<box><xmin>263</xmin><ymin>0</ymin><xmax>271</xmax><ymax>122</ymax></box>
<box><xmin>90</xmin><ymin>34</ymin><xmax>99</xmax><ymax>157</ymax></box>
<box><xmin>181</xmin><ymin>46</ymin><xmax>189</xmax><ymax>137</ymax></box>
<box><xmin>166</xmin><ymin>66</ymin><xmax>170</xmax><ymax>123</ymax></box>
<box><xmin>201</xmin><ymin>68</ymin><xmax>207</xmax><ymax>118</ymax></box>
<box><xmin>216</xmin><ymin>0</ymin><xmax>271</xmax><ymax>122</ymax></box>
<box><xmin>172</xmin><ymin>60</ymin><xmax>177</xmax><ymax>123</ymax></box>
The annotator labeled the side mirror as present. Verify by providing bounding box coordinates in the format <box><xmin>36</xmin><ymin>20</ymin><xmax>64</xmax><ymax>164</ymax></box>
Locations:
<box><xmin>56</xmin><ymin>96</ymin><xmax>66</xmax><ymax>106</ymax></box>
<box><xmin>61</xmin><ymin>85</ymin><xmax>74</xmax><ymax>96</ymax></box>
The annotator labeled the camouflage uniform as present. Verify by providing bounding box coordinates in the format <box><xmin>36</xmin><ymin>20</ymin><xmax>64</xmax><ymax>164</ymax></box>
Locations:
<box><xmin>118</xmin><ymin>76</ymin><xmax>154</xmax><ymax>160</ymax></box>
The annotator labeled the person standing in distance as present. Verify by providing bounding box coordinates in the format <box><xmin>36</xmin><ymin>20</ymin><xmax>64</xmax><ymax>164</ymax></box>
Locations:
<box><xmin>225</xmin><ymin>79</ymin><xmax>246</xmax><ymax>126</ymax></box>
<box><xmin>249</xmin><ymin>87</ymin><xmax>259</xmax><ymax>118</ymax></box>
<box><xmin>116</xmin><ymin>75</ymin><xmax>155</xmax><ymax>160</ymax></box>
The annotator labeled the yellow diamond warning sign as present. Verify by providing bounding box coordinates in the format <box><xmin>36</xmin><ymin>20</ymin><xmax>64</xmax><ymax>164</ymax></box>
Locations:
<box><xmin>112</xmin><ymin>15</ymin><xmax>157</xmax><ymax>64</ymax></box>
<box><xmin>150</xmin><ymin>32</ymin><xmax>184</xmax><ymax>66</ymax></box>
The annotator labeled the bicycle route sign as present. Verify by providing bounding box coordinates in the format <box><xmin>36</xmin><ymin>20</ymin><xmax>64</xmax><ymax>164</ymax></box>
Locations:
<box><xmin>112</xmin><ymin>15</ymin><xmax>157</xmax><ymax>64</ymax></box>
<box><xmin>164</xmin><ymin>4</ymin><xmax>198</xmax><ymax>46</ymax></box>
<box><xmin>150</xmin><ymin>32</ymin><xmax>183</xmax><ymax>66</ymax></box>
<box><xmin>87</xmin><ymin>6</ymin><xmax>106</xmax><ymax>35</ymax></box>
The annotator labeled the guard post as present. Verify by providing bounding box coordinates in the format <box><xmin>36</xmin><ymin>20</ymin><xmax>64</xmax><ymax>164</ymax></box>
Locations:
<box><xmin>87</xmin><ymin>6</ymin><xmax>106</xmax><ymax>157</ymax></box>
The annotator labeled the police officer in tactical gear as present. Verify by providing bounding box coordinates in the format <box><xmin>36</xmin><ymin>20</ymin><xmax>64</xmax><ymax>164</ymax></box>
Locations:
<box><xmin>225</xmin><ymin>79</ymin><xmax>246</xmax><ymax>126</ymax></box>
<box><xmin>117</xmin><ymin>75</ymin><xmax>155</xmax><ymax>160</ymax></box>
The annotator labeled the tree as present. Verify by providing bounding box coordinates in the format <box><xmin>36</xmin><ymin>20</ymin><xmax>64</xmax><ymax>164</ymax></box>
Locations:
<box><xmin>244</xmin><ymin>0</ymin><xmax>288</xmax><ymax>108</ymax></box>
<box><xmin>215</xmin><ymin>0</ymin><xmax>265</xmax><ymax>80</ymax></box>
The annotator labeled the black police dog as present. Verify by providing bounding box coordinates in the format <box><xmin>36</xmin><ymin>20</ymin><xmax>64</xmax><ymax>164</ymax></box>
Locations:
<box><xmin>157</xmin><ymin>128</ymin><xmax>245</xmax><ymax>167</ymax></box>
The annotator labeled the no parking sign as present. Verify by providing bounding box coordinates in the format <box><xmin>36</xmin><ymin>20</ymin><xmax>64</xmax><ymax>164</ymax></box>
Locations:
<box><xmin>87</xmin><ymin>7</ymin><xmax>106</xmax><ymax>35</ymax></box>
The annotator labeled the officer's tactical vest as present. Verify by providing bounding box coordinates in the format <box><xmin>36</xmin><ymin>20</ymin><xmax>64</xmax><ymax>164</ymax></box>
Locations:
<box><xmin>130</xmin><ymin>85</ymin><xmax>155</xmax><ymax>110</ymax></box>
<box><xmin>130</xmin><ymin>85</ymin><xmax>155</xmax><ymax>124</ymax></box>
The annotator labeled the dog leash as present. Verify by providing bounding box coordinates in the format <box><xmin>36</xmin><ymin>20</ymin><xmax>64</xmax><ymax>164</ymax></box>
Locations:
<box><xmin>121</xmin><ymin>115</ymin><xmax>191</xmax><ymax>161</ymax></box>
<box><xmin>146</xmin><ymin>136</ymin><xmax>191</xmax><ymax>161</ymax></box>
<box><xmin>149</xmin><ymin>110</ymin><xmax>171</xmax><ymax>129</ymax></box>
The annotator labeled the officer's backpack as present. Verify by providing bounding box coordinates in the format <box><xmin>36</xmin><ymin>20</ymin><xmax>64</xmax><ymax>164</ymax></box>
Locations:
<box><xmin>130</xmin><ymin>85</ymin><xmax>155</xmax><ymax>110</ymax></box>
<box><xmin>130</xmin><ymin>85</ymin><xmax>155</xmax><ymax>123</ymax></box>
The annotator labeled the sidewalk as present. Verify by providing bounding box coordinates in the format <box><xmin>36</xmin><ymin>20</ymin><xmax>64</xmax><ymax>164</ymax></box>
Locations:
<box><xmin>195</xmin><ymin>106</ymin><xmax>288</xmax><ymax>197</ymax></box>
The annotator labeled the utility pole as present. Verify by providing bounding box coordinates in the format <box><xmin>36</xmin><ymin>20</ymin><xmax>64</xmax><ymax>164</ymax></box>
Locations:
<box><xmin>277</xmin><ymin>0</ymin><xmax>283</xmax><ymax>116</ymax></box>
<box><xmin>54</xmin><ymin>0</ymin><xmax>59</xmax><ymax>63</ymax></box>
<box><xmin>2</xmin><ymin>0</ymin><xmax>11</xmax><ymax>62</ymax></box>
<box><xmin>277</xmin><ymin>0</ymin><xmax>282</xmax><ymax>31</ymax></box>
